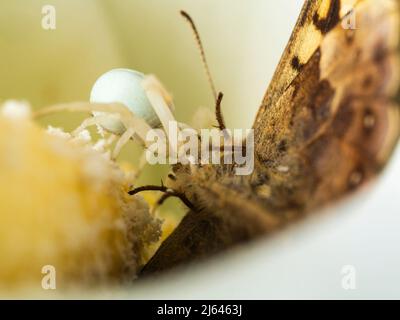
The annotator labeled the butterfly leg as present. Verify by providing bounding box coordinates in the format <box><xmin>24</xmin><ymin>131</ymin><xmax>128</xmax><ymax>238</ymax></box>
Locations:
<box><xmin>128</xmin><ymin>184</ymin><xmax>194</xmax><ymax>210</ymax></box>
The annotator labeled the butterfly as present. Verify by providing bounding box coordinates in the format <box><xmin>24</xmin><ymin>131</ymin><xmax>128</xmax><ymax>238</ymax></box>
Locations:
<box><xmin>141</xmin><ymin>0</ymin><xmax>400</xmax><ymax>274</ymax></box>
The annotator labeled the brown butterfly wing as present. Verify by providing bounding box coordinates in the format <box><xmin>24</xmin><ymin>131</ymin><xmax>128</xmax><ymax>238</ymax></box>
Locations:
<box><xmin>258</xmin><ymin>0</ymin><xmax>359</xmax><ymax>116</ymax></box>
<box><xmin>253</xmin><ymin>0</ymin><xmax>400</xmax><ymax>211</ymax></box>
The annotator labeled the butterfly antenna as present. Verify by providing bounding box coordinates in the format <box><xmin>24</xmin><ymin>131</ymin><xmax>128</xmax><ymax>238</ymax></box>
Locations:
<box><xmin>180</xmin><ymin>10</ymin><xmax>218</xmax><ymax>102</ymax></box>
<box><xmin>215</xmin><ymin>92</ymin><xmax>226</xmax><ymax>131</ymax></box>
<box><xmin>180</xmin><ymin>10</ymin><xmax>227</xmax><ymax>131</ymax></box>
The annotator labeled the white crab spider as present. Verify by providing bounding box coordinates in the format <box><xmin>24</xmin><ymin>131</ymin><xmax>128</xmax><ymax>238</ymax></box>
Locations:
<box><xmin>35</xmin><ymin>11</ymin><xmax>238</xmax><ymax>210</ymax></box>
<box><xmin>90</xmin><ymin>69</ymin><xmax>175</xmax><ymax>131</ymax></box>
<box><xmin>35</xmin><ymin>11</ymin><xmax>231</xmax><ymax>175</ymax></box>
<box><xmin>35</xmin><ymin>10</ymin><xmax>230</xmax><ymax>163</ymax></box>
<box><xmin>36</xmin><ymin>69</ymin><xmax>184</xmax><ymax>159</ymax></box>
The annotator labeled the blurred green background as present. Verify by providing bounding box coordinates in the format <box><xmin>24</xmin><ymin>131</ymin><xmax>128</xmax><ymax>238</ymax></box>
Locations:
<box><xmin>0</xmin><ymin>0</ymin><xmax>301</xmax><ymax>215</ymax></box>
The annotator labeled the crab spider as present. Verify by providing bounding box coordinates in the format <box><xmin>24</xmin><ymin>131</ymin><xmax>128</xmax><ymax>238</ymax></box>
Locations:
<box><xmin>35</xmin><ymin>69</ymin><xmax>183</xmax><ymax>159</ymax></box>
<box><xmin>35</xmin><ymin>11</ymin><xmax>230</xmax><ymax>210</ymax></box>
<box><xmin>35</xmin><ymin>9</ymin><xmax>228</xmax><ymax>161</ymax></box>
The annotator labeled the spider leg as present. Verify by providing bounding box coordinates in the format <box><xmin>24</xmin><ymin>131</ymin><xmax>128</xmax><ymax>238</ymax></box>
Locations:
<box><xmin>112</xmin><ymin>127</ymin><xmax>135</xmax><ymax>160</ymax></box>
<box><xmin>36</xmin><ymin>101</ymin><xmax>155</xmax><ymax>148</ymax></box>
<box><xmin>34</xmin><ymin>102</ymin><xmax>131</xmax><ymax>118</ymax></box>
<box><xmin>132</xmin><ymin>152</ymin><xmax>149</xmax><ymax>181</ymax></box>
<box><xmin>72</xmin><ymin>114</ymin><xmax>114</xmax><ymax>136</ymax></box>
<box><xmin>142</xmin><ymin>76</ymin><xmax>178</xmax><ymax>153</ymax></box>
<box><xmin>142</xmin><ymin>75</ymin><xmax>175</xmax><ymax>112</ymax></box>
<box><xmin>119</xmin><ymin>112</ymin><xmax>159</xmax><ymax>148</ymax></box>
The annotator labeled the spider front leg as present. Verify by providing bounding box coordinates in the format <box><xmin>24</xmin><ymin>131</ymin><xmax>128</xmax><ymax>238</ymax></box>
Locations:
<box><xmin>72</xmin><ymin>114</ymin><xmax>117</xmax><ymax>137</ymax></box>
